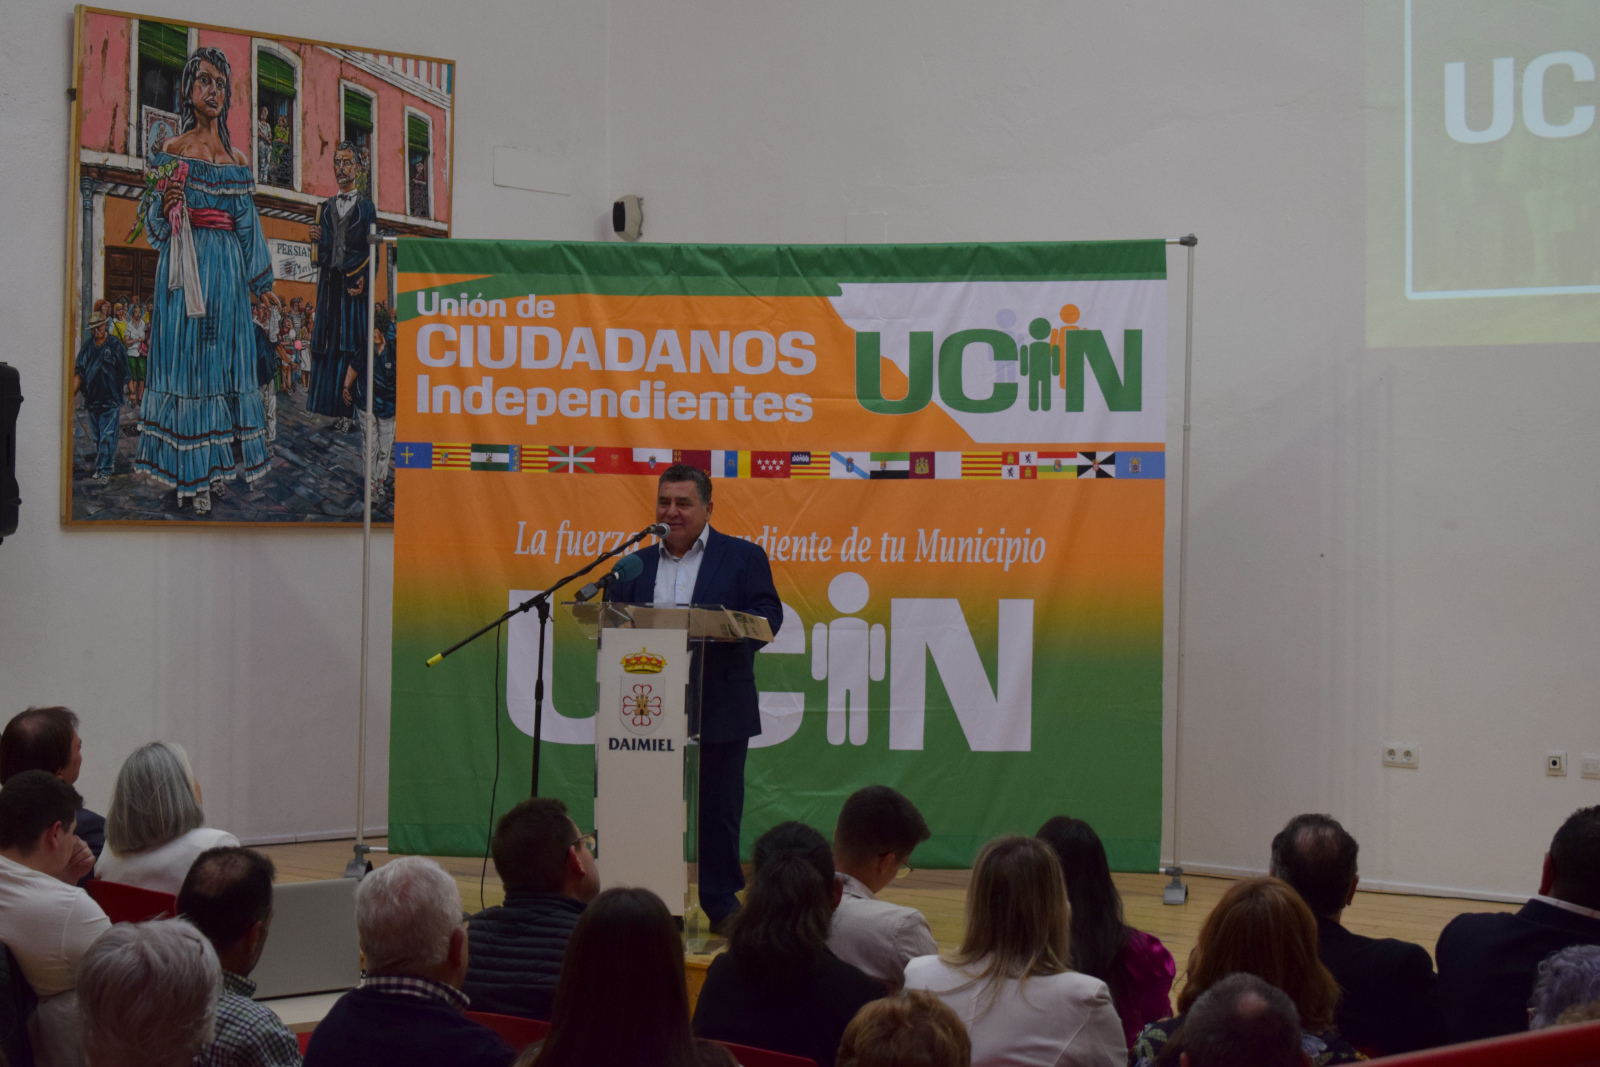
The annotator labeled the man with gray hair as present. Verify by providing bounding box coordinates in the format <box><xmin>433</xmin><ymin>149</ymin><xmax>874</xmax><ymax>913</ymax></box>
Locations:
<box><xmin>303</xmin><ymin>857</ymin><xmax>513</xmax><ymax>1067</ymax></box>
<box><xmin>1172</xmin><ymin>973</ymin><xmax>1309</xmax><ymax>1067</ymax></box>
<box><xmin>77</xmin><ymin>918</ymin><xmax>222</xmax><ymax>1067</ymax></box>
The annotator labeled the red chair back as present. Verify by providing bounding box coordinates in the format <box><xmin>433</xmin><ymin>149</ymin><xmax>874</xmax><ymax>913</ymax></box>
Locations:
<box><xmin>85</xmin><ymin>880</ymin><xmax>177</xmax><ymax>924</ymax></box>
<box><xmin>715</xmin><ymin>1042</ymin><xmax>818</xmax><ymax>1067</ymax></box>
<box><xmin>296</xmin><ymin>1031</ymin><xmax>312</xmax><ymax>1054</ymax></box>
<box><xmin>1371</xmin><ymin>1020</ymin><xmax>1600</xmax><ymax>1066</ymax></box>
<box><xmin>464</xmin><ymin>1011</ymin><xmax>550</xmax><ymax>1051</ymax></box>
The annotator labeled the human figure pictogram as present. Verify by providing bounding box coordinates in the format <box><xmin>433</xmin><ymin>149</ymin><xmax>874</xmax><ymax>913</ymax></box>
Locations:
<box><xmin>1019</xmin><ymin>316</ymin><xmax>1061</xmax><ymax>411</ymax></box>
<box><xmin>812</xmin><ymin>572</ymin><xmax>886</xmax><ymax>746</ymax></box>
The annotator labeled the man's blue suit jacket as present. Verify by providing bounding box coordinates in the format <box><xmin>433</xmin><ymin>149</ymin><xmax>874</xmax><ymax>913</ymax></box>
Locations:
<box><xmin>606</xmin><ymin>528</ymin><xmax>783</xmax><ymax>744</ymax></box>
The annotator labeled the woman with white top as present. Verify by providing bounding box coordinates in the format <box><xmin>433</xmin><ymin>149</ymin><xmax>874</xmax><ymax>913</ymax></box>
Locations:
<box><xmin>95</xmin><ymin>741</ymin><xmax>238</xmax><ymax>896</ymax></box>
<box><xmin>903</xmin><ymin>835</ymin><xmax>1126</xmax><ymax>1067</ymax></box>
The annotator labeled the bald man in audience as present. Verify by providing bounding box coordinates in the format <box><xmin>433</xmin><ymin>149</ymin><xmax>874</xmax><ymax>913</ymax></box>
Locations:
<box><xmin>1270</xmin><ymin>813</ymin><xmax>1445</xmax><ymax>1054</ymax></box>
<box><xmin>1436</xmin><ymin>805</ymin><xmax>1600</xmax><ymax>1042</ymax></box>
<box><xmin>304</xmin><ymin>857</ymin><xmax>513</xmax><ymax>1067</ymax></box>
<box><xmin>0</xmin><ymin>770</ymin><xmax>106</xmax><ymax>1067</ymax></box>
<box><xmin>1173</xmin><ymin>973</ymin><xmax>1309</xmax><ymax>1067</ymax></box>
<box><xmin>178</xmin><ymin>847</ymin><xmax>302</xmax><ymax>1066</ymax></box>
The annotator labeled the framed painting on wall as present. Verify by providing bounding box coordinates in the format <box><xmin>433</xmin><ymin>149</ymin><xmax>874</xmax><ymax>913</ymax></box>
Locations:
<box><xmin>65</xmin><ymin>7</ymin><xmax>454</xmax><ymax>524</ymax></box>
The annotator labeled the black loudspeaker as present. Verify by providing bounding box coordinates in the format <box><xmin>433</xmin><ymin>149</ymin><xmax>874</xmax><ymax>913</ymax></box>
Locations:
<box><xmin>0</xmin><ymin>362</ymin><xmax>20</xmax><ymax>542</ymax></box>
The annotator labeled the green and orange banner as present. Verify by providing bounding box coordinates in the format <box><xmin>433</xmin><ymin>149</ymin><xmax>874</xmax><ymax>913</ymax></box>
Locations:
<box><xmin>390</xmin><ymin>239</ymin><xmax>1167</xmax><ymax>870</ymax></box>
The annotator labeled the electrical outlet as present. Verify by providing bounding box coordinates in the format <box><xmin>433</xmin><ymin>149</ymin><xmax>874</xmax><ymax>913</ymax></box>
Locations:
<box><xmin>1547</xmin><ymin>750</ymin><xmax>1568</xmax><ymax>777</ymax></box>
<box><xmin>1581</xmin><ymin>753</ymin><xmax>1600</xmax><ymax>780</ymax></box>
<box><xmin>1382</xmin><ymin>743</ymin><xmax>1419</xmax><ymax>769</ymax></box>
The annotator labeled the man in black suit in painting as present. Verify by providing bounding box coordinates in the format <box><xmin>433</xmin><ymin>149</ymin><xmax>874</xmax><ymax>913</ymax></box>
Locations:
<box><xmin>607</xmin><ymin>463</ymin><xmax>782</xmax><ymax>933</ymax></box>
<box><xmin>1435</xmin><ymin>806</ymin><xmax>1600</xmax><ymax>1043</ymax></box>
<box><xmin>1270</xmin><ymin>813</ymin><xmax>1446</xmax><ymax>1055</ymax></box>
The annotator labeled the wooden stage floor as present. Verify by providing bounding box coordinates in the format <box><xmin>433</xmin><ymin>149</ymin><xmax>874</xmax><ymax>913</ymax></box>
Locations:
<box><xmin>258</xmin><ymin>836</ymin><xmax>1516</xmax><ymax>1005</ymax></box>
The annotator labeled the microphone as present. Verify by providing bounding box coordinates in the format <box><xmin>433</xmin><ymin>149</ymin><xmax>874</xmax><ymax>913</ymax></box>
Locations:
<box><xmin>575</xmin><ymin>552</ymin><xmax>644</xmax><ymax>603</ymax></box>
<box><xmin>645</xmin><ymin>523</ymin><xmax>669</xmax><ymax>537</ymax></box>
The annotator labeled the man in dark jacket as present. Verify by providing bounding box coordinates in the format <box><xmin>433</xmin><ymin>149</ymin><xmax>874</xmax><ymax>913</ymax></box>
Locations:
<box><xmin>0</xmin><ymin>706</ymin><xmax>105</xmax><ymax>874</ymax></box>
<box><xmin>607</xmin><ymin>463</ymin><xmax>783</xmax><ymax>930</ymax></box>
<box><xmin>304</xmin><ymin>857</ymin><xmax>513</xmax><ymax>1067</ymax></box>
<box><xmin>463</xmin><ymin>797</ymin><xmax>599</xmax><ymax>1020</ymax></box>
<box><xmin>1270</xmin><ymin>813</ymin><xmax>1446</xmax><ymax>1054</ymax></box>
<box><xmin>1436</xmin><ymin>805</ymin><xmax>1600</xmax><ymax>1043</ymax></box>
<box><xmin>72</xmin><ymin>310</ymin><xmax>128</xmax><ymax>482</ymax></box>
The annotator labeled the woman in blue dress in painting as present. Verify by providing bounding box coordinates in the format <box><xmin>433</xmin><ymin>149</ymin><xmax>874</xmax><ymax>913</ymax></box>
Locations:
<box><xmin>136</xmin><ymin>46</ymin><xmax>280</xmax><ymax>514</ymax></box>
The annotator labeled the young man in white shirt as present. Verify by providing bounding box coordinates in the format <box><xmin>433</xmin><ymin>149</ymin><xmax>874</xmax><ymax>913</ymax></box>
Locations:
<box><xmin>0</xmin><ymin>769</ymin><xmax>111</xmax><ymax>1066</ymax></box>
<box><xmin>828</xmin><ymin>785</ymin><xmax>938</xmax><ymax>990</ymax></box>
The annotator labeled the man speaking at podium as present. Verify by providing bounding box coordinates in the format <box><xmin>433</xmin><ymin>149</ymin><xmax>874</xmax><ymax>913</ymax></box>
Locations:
<box><xmin>607</xmin><ymin>463</ymin><xmax>782</xmax><ymax>932</ymax></box>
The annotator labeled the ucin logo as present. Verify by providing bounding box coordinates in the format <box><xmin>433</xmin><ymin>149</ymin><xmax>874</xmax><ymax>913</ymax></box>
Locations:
<box><xmin>855</xmin><ymin>303</ymin><xmax>1142</xmax><ymax>416</ymax></box>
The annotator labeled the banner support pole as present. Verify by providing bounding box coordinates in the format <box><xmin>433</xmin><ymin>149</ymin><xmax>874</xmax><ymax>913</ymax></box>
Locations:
<box><xmin>348</xmin><ymin>228</ymin><xmax>399</xmax><ymax>879</ymax></box>
<box><xmin>1163</xmin><ymin>233</ymin><xmax>1197</xmax><ymax>904</ymax></box>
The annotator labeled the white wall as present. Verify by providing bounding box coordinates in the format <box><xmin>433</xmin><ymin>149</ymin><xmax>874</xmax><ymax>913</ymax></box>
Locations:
<box><xmin>0</xmin><ymin>0</ymin><xmax>613</xmax><ymax>841</ymax></box>
<box><xmin>602</xmin><ymin>0</ymin><xmax>1600</xmax><ymax>901</ymax></box>
<box><xmin>6</xmin><ymin>1</ymin><xmax>1594</xmax><ymax>898</ymax></box>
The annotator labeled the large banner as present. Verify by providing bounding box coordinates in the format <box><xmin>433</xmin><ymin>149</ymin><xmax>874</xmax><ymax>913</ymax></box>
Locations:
<box><xmin>390</xmin><ymin>240</ymin><xmax>1167</xmax><ymax>870</ymax></box>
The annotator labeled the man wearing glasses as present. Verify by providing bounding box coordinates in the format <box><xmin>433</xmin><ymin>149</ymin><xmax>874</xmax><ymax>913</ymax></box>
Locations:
<box><xmin>828</xmin><ymin>785</ymin><xmax>938</xmax><ymax>990</ymax></box>
<box><xmin>463</xmin><ymin>798</ymin><xmax>601</xmax><ymax>1020</ymax></box>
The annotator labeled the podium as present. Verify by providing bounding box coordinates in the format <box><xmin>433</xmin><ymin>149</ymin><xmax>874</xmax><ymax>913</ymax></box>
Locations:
<box><xmin>565</xmin><ymin>602</ymin><xmax>774</xmax><ymax>928</ymax></box>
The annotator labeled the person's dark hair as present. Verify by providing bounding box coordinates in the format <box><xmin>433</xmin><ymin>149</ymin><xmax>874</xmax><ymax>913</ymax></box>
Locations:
<box><xmin>0</xmin><ymin>770</ymin><xmax>82</xmax><ymax>851</ymax></box>
<box><xmin>727</xmin><ymin>821</ymin><xmax>835</xmax><ymax>992</ymax></box>
<box><xmin>178</xmin><ymin>47</ymin><xmax>234</xmax><ymax>153</ymax></box>
<box><xmin>1158</xmin><ymin>973</ymin><xmax>1304</xmax><ymax>1067</ymax></box>
<box><xmin>533</xmin><ymin>887</ymin><xmax>697</xmax><ymax>1067</ymax></box>
<box><xmin>0</xmin><ymin>706</ymin><xmax>79</xmax><ymax>783</ymax></box>
<box><xmin>658</xmin><ymin>464</ymin><xmax>712</xmax><ymax>505</ymax></box>
<box><xmin>836</xmin><ymin>786</ymin><xmax>931</xmax><ymax>868</ymax></box>
<box><xmin>1549</xmin><ymin>806</ymin><xmax>1600</xmax><ymax>910</ymax></box>
<box><xmin>491</xmin><ymin>798</ymin><xmax>576</xmax><ymax>893</ymax></box>
<box><xmin>1036</xmin><ymin>816</ymin><xmax>1133</xmax><ymax>1007</ymax></box>
<box><xmin>177</xmin><ymin>847</ymin><xmax>276</xmax><ymax>953</ymax></box>
<box><xmin>1269</xmin><ymin>813</ymin><xmax>1359</xmax><ymax>919</ymax></box>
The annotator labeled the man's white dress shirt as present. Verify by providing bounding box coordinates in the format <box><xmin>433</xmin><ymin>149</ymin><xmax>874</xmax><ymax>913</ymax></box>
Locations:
<box><xmin>653</xmin><ymin>523</ymin><xmax>711</xmax><ymax>606</ymax></box>
<box><xmin>827</xmin><ymin>872</ymin><xmax>939</xmax><ymax>990</ymax></box>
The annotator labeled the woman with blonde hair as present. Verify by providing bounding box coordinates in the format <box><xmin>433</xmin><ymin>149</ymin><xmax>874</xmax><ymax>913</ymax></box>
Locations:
<box><xmin>1129</xmin><ymin>876</ymin><xmax>1363</xmax><ymax>1066</ymax></box>
<box><xmin>97</xmin><ymin>741</ymin><xmax>237</xmax><ymax>895</ymax></box>
<box><xmin>903</xmin><ymin>835</ymin><xmax>1124</xmax><ymax>1067</ymax></box>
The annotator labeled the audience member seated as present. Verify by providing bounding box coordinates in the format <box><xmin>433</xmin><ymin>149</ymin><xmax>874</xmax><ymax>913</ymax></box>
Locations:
<box><xmin>694</xmin><ymin>821</ymin><xmax>885</xmax><ymax>1067</ymax></box>
<box><xmin>527</xmin><ymin>886</ymin><xmax>728</xmax><ymax>1067</ymax></box>
<box><xmin>177</xmin><ymin>846</ymin><xmax>302</xmax><ymax>1066</ymax></box>
<box><xmin>905</xmin><ymin>835</ymin><xmax>1124</xmax><ymax>1067</ymax></box>
<box><xmin>829</xmin><ymin>785</ymin><xmax>938</xmax><ymax>991</ymax></box>
<box><xmin>77</xmin><ymin>919</ymin><xmax>222</xmax><ymax>1067</ymax></box>
<box><xmin>1130</xmin><ymin>877</ymin><xmax>1362</xmax><ymax>1067</ymax></box>
<box><xmin>464</xmin><ymin>798</ymin><xmax>599</xmax><ymax>1020</ymax></box>
<box><xmin>1528</xmin><ymin>945</ymin><xmax>1600</xmax><ymax>1030</ymax></box>
<box><xmin>836</xmin><ymin>990</ymin><xmax>971</xmax><ymax>1067</ymax></box>
<box><xmin>1269</xmin><ymin>812</ymin><xmax>1446</xmax><ymax>1054</ymax></box>
<box><xmin>303</xmin><ymin>857</ymin><xmax>512</xmax><ymax>1067</ymax></box>
<box><xmin>1436</xmin><ymin>805</ymin><xmax>1600</xmax><ymax>1043</ymax></box>
<box><xmin>1037</xmin><ymin>816</ymin><xmax>1175</xmax><ymax>1047</ymax></box>
<box><xmin>97</xmin><ymin>742</ymin><xmax>239</xmax><ymax>896</ymax></box>
<box><xmin>1161</xmin><ymin>973</ymin><xmax>1306</xmax><ymax>1067</ymax></box>
<box><xmin>0</xmin><ymin>770</ymin><xmax>107</xmax><ymax>1067</ymax></box>
<box><xmin>2</xmin><ymin>706</ymin><xmax>105</xmax><ymax>862</ymax></box>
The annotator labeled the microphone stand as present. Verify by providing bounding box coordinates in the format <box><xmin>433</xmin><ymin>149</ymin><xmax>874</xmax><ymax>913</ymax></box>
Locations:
<box><xmin>424</xmin><ymin>524</ymin><xmax>661</xmax><ymax>796</ymax></box>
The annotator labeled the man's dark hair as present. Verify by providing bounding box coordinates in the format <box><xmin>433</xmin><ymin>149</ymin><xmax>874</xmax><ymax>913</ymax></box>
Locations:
<box><xmin>1163</xmin><ymin>973</ymin><xmax>1303</xmax><ymax>1067</ymax></box>
<box><xmin>834</xmin><ymin>785</ymin><xmax>931</xmax><ymax>866</ymax></box>
<box><xmin>658</xmin><ymin>464</ymin><xmax>711</xmax><ymax>506</ymax></box>
<box><xmin>0</xmin><ymin>770</ymin><xmax>82</xmax><ymax>851</ymax></box>
<box><xmin>1549</xmin><ymin>806</ymin><xmax>1600</xmax><ymax>910</ymax></box>
<box><xmin>492</xmin><ymin>798</ymin><xmax>578</xmax><ymax>893</ymax></box>
<box><xmin>1269</xmin><ymin>813</ymin><xmax>1358</xmax><ymax>919</ymax></box>
<box><xmin>1</xmin><ymin>706</ymin><xmax>79</xmax><ymax>783</ymax></box>
<box><xmin>177</xmin><ymin>847</ymin><xmax>276</xmax><ymax>952</ymax></box>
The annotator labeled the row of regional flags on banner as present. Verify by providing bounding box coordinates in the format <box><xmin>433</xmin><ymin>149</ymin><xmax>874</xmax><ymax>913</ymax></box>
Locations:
<box><xmin>392</xmin><ymin>444</ymin><xmax>1164</xmax><ymax>480</ymax></box>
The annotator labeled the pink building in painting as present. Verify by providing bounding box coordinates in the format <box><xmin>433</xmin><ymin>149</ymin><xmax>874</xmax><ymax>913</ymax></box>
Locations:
<box><xmin>74</xmin><ymin>10</ymin><xmax>452</xmax><ymax>323</ymax></box>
